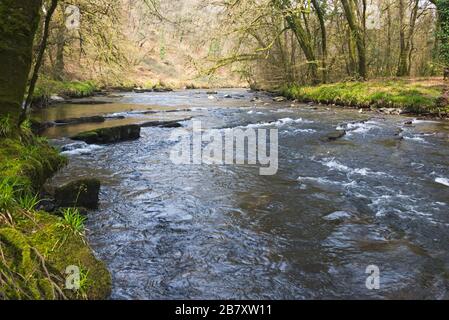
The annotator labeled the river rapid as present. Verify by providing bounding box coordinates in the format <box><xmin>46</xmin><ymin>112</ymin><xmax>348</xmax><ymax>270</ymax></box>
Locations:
<box><xmin>37</xmin><ymin>89</ymin><xmax>449</xmax><ymax>299</ymax></box>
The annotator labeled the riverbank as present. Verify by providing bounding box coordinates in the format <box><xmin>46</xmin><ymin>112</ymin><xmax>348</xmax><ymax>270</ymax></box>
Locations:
<box><xmin>0</xmin><ymin>122</ymin><xmax>111</xmax><ymax>299</ymax></box>
<box><xmin>279</xmin><ymin>79</ymin><xmax>449</xmax><ymax>117</ymax></box>
<box><xmin>32</xmin><ymin>79</ymin><xmax>246</xmax><ymax>108</ymax></box>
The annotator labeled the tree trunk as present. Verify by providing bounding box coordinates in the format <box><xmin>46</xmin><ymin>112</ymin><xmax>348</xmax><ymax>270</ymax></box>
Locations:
<box><xmin>397</xmin><ymin>0</ymin><xmax>419</xmax><ymax>77</ymax></box>
<box><xmin>0</xmin><ymin>0</ymin><xmax>43</xmax><ymax>121</ymax></box>
<box><xmin>431</xmin><ymin>0</ymin><xmax>449</xmax><ymax>71</ymax></box>
<box><xmin>312</xmin><ymin>0</ymin><xmax>328</xmax><ymax>83</ymax></box>
<box><xmin>54</xmin><ymin>25</ymin><xmax>66</xmax><ymax>81</ymax></box>
<box><xmin>20</xmin><ymin>0</ymin><xmax>59</xmax><ymax>125</ymax></box>
<box><xmin>341</xmin><ymin>0</ymin><xmax>367</xmax><ymax>79</ymax></box>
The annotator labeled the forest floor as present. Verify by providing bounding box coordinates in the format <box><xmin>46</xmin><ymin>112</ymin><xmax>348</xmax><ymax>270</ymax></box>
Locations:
<box><xmin>280</xmin><ymin>78</ymin><xmax>449</xmax><ymax>117</ymax></box>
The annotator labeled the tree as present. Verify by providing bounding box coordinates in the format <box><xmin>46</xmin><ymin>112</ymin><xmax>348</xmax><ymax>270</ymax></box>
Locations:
<box><xmin>340</xmin><ymin>0</ymin><xmax>367</xmax><ymax>79</ymax></box>
<box><xmin>0</xmin><ymin>0</ymin><xmax>43</xmax><ymax>121</ymax></box>
<box><xmin>20</xmin><ymin>0</ymin><xmax>59</xmax><ymax>125</ymax></box>
<box><xmin>430</xmin><ymin>0</ymin><xmax>449</xmax><ymax>70</ymax></box>
<box><xmin>397</xmin><ymin>0</ymin><xmax>420</xmax><ymax>76</ymax></box>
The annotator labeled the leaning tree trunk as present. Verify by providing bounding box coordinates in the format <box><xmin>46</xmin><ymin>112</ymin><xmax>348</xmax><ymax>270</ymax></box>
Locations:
<box><xmin>0</xmin><ymin>0</ymin><xmax>43</xmax><ymax>122</ymax></box>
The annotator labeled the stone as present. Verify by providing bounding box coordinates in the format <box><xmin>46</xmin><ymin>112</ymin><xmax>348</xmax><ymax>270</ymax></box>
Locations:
<box><xmin>323</xmin><ymin>211</ymin><xmax>352</xmax><ymax>221</ymax></box>
<box><xmin>321</xmin><ymin>130</ymin><xmax>346</xmax><ymax>142</ymax></box>
<box><xmin>140</xmin><ymin>120</ymin><xmax>183</xmax><ymax>128</ymax></box>
<box><xmin>71</xmin><ymin>124</ymin><xmax>141</xmax><ymax>144</ymax></box>
<box><xmin>29</xmin><ymin>119</ymin><xmax>54</xmax><ymax>135</ymax></box>
<box><xmin>54</xmin><ymin>178</ymin><xmax>101</xmax><ymax>210</ymax></box>
<box><xmin>273</xmin><ymin>96</ymin><xmax>287</xmax><ymax>102</ymax></box>
<box><xmin>54</xmin><ymin>116</ymin><xmax>105</xmax><ymax>126</ymax></box>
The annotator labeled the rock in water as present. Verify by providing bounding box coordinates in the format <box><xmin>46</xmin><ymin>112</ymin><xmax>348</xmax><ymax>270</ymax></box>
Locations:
<box><xmin>273</xmin><ymin>96</ymin><xmax>287</xmax><ymax>102</ymax></box>
<box><xmin>321</xmin><ymin>130</ymin><xmax>346</xmax><ymax>142</ymax></box>
<box><xmin>54</xmin><ymin>178</ymin><xmax>101</xmax><ymax>209</ymax></box>
<box><xmin>323</xmin><ymin>211</ymin><xmax>352</xmax><ymax>221</ymax></box>
<box><xmin>140</xmin><ymin>120</ymin><xmax>183</xmax><ymax>128</ymax></box>
<box><xmin>54</xmin><ymin>116</ymin><xmax>105</xmax><ymax>126</ymax></box>
<box><xmin>71</xmin><ymin>124</ymin><xmax>141</xmax><ymax>144</ymax></box>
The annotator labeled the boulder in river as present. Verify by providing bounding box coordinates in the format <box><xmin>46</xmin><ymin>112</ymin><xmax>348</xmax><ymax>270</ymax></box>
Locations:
<box><xmin>321</xmin><ymin>130</ymin><xmax>346</xmax><ymax>142</ymax></box>
<box><xmin>54</xmin><ymin>178</ymin><xmax>101</xmax><ymax>210</ymax></box>
<box><xmin>71</xmin><ymin>124</ymin><xmax>141</xmax><ymax>144</ymax></box>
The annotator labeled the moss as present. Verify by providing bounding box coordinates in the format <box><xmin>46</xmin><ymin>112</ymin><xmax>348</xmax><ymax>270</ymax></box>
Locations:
<box><xmin>0</xmin><ymin>215</ymin><xmax>111</xmax><ymax>300</ymax></box>
<box><xmin>32</xmin><ymin>79</ymin><xmax>98</xmax><ymax>107</ymax></box>
<box><xmin>71</xmin><ymin>125</ymin><xmax>141</xmax><ymax>144</ymax></box>
<box><xmin>0</xmin><ymin>0</ymin><xmax>42</xmax><ymax>120</ymax></box>
<box><xmin>0</xmin><ymin>135</ymin><xmax>67</xmax><ymax>192</ymax></box>
<box><xmin>0</xmin><ymin>131</ymin><xmax>111</xmax><ymax>300</ymax></box>
<box><xmin>280</xmin><ymin>80</ymin><xmax>447</xmax><ymax>115</ymax></box>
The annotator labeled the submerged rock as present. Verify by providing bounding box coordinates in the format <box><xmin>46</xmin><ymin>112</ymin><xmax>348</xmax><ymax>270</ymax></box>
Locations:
<box><xmin>64</xmin><ymin>100</ymin><xmax>112</xmax><ymax>105</ymax></box>
<box><xmin>71</xmin><ymin>124</ymin><xmax>141</xmax><ymax>144</ymax></box>
<box><xmin>321</xmin><ymin>130</ymin><xmax>346</xmax><ymax>142</ymax></box>
<box><xmin>61</xmin><ymin>142</ymin><xmax>90</xmax><ymax>152</ymax></box>
<box><xmin>139</xmin><ymin>120</ymin><xmax>184</xmax><ymax>128</ymax></box>
<box><xmin>54</xmin><ymin>115</ymin><xmax>106</xmax><ymax>126</ymax></box>
<box><xmin>54</xmin><ymin>178</ymin><xmax>101</xmax><ymax>209</ymax></box>
<box><xmin>323</xmin><ymin>211</ymin><xmax>352</xmax><ymax>221</ymax></box>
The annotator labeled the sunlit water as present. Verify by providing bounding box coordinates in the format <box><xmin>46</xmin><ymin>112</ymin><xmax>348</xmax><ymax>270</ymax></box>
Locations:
<box><xmin>41</xmin><ymin>89</ymin><xmax>449</xmax><ymax>299</ymax></box>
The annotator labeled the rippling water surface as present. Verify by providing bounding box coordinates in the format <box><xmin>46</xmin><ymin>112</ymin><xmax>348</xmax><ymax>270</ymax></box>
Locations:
<box><xmin>42</xmin><ymin>89</ymin><xmax>449</xmax><ymax>299</ymax></box>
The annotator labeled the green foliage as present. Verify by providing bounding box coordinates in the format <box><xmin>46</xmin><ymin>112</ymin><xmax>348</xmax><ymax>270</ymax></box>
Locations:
<box><xmin>75</xmin><ymin>266</ymin><xmax>91</xmax><ymax>300</ymax></box>
<box><xmin>435</xmin><ymin>0</ymin><xmax>449</xmax><ymax>67</ymax></box>
<box><xmin>0</xmin><ymin>133</ymin><xmax>111</xmax><ymax>300</ymax></box>
<box><xmin>0</xmin><ymin>135</ymin><xmax>67</xmax><ymax>191</ymax></box>
<box><xmin>0</xmin><ymin>178</ymin><xmax>18</xmax><ymax>213</ymax></box>
<box><xmin>57</xmin><ymin>208</ymin><xmax>87</xmax><ymax>237</ymax></box>
<box><xmin>0</xmin><ymin>115</ymin><xmax>13</xmax><ymax>138</ymax></box>
<box><xmin>281</xmin><ymin>80</ymin><xmax>447</xmax><ymax>114</ymax></box>
<box><xmin>32</xmin><ymin>79</ymin><xmax>98</xmax><ymax>105</ymax></box>
<box><xmin>17</xmin><ymin>194</ymin><xmax>40</xmax><ymax>212</ymax></box>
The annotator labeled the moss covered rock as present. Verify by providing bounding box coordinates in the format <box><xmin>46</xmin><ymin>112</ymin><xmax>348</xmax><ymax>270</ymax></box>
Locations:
<box><xmin>54</xmin><ymin>179</ymin><xmax>101</xmax><ymax>210</ymax></box>
<box><xmin>0</xmin><ymin>132</ymin><xmax>111</xmax><ymax>300</ymax></box>
<box><xmin>0</xmin><ymin>212</ymin><xmax>111</xmax><ymax>300</ymax></box>
<box><xmin>71</xmin><ymin>125</ymin><xmax>141</xmax><ymax>144</ymax></box>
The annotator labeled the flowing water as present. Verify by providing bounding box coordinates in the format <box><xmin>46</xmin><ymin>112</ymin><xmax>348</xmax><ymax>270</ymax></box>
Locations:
<box><xmin>38</xmin><ymin>89</ymin><xmax>449</xmax><ymax>299</ymax></box>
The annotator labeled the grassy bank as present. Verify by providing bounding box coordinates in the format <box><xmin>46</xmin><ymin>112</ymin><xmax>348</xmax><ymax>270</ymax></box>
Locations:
<box><xmin>280</xmin><ymin>80</ymin><xmax>449</xmax><ymax>115</ymax></box>
<box><xmin>32</xmin><ymin>79</ymin><xmax>99</xmax><ymax>107</ymax></box>
<box><xmin>0</xmin><ymin>120</ymin><xmax>111</xmax><ymax>299</ymax></box>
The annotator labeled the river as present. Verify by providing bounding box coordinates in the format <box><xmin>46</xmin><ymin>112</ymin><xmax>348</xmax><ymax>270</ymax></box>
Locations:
<box><xmin>35</xmin><ymin>89</ymin><xmax>449</xmax><ymax>299</ymax></box>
